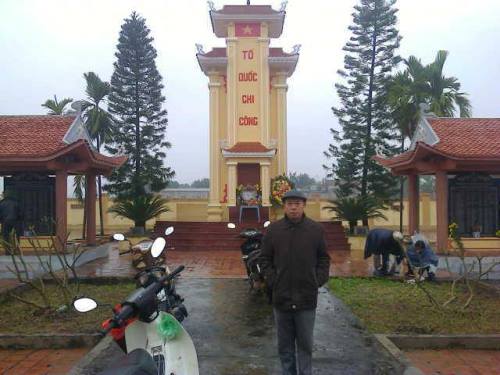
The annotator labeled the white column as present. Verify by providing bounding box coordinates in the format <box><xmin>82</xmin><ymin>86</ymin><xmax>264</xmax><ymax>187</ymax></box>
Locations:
<box><xmin>260</xmin><ymin>162</ymin><xmax>271</xmax><ymax>207</ymax></box>
<box><xmin>227</xmin><ymin>161</ymin><xmax>238</xmax><ymax>207</ymax></box>
<box><xmin>273</xmin><ymin>74</ymin><xmax>288</xmax><ymax>175</ymax></box>
<box><xmin>226</xmin><ymin>36</ymin><xmax>238</xmax><ymax>146</ymax></box>
<box><xmin>208</xmin><ymin>78</ymin><xmax>221</xmax><ymax>207</ymax></box>
<box><xmin>258</xmin><ymin>36</ymin><xmax>270</xmax><ymax>146</ymax></box>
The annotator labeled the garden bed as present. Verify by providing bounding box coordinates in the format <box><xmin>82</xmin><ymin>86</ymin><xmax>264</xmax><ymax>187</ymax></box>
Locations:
<box><xmin>0</xmin><ymin>281</ymin><xmax>136</xmax><ymax>335</ymax></box>
<box><xmin>329</xmin><ymin>278</ymin><xmax>500</xmax><ymax>334</ymax></box>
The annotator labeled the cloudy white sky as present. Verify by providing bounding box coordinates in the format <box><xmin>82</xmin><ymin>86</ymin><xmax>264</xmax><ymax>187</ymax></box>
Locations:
<box><xmin>1</xmin><ymin>0</ymin><xmax>499</xmax><ymax>183</ymax></box>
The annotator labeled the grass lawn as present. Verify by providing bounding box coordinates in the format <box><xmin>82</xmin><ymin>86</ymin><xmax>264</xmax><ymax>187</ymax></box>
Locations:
<box><xmin>0</xmin><ymin>282</ymin><xmax>136</xmax><ymax>334</ymax></box>
<box><xmin>329</xmin><ymin>277</ymin><xmax>500</xmax><ymax>335</ymax></box>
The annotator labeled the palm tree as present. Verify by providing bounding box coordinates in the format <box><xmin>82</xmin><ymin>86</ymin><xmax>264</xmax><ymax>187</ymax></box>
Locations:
<box><xmin>426</xmin><ymin>51</ymin><xmax>471</xmax><ymax>117</ymax></box>
<box><xmin>108</xmin><ymin>195</ymin><xmax>170</xmax><ymax>233</ymax></box>
<box><xmin>387</xmin><ymin>50</ymin><xmax>472</xmax><ymax>232</ymax></box>
<box><xmin>41</xmin><ymin>95</ymin><xmax>73</xmax><ymax>115</ymax></box>
<box><xmin>323</xmin><ymin>196</ymin><xmax>388</xmax><ymax>234</ymax></box>
<box><xmin>82</xmin><ymin>72</ymin><xmax>114</xmax><ymax>237</ymax></box>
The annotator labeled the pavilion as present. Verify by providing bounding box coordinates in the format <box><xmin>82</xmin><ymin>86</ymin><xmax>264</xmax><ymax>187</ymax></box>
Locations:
<box><xmin>0</xmin><ymin>115</ymin><xmax>126</xmax><ymax>246</ymax></box>
<box><xmin>374</xmin><ymin>116</ymin><xmax>500</xmax><ymax>252</ymax></box>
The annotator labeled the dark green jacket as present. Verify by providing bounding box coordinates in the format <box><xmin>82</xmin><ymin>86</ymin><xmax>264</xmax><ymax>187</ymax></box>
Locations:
<box><xmin>259</xmin><ymin>215</ymin><xmax>330</xmax><ymax>311</ymax></box>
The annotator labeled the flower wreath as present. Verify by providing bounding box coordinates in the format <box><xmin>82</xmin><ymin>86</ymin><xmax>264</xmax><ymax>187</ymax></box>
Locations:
<box><xmin>270</xmin><ymin>175</ymin><xmax>295</xmax><ymax>207</ymax></box>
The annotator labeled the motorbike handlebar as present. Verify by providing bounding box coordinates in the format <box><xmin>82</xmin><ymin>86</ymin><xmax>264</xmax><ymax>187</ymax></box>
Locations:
<box><xmin>102</xmin><ymin>265</ymin><xmax>185</xmax><ymax>336</ymax></box>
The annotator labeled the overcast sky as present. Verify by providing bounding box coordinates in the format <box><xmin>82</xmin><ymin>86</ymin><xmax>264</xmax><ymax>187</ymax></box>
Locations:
<box><xmin>1</xmin><ymin>0</ymin><xmax>499</xmax><ymax>184</ymax></box>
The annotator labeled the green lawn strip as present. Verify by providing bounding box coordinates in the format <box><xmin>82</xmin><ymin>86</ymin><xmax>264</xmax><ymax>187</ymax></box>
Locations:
<box><xmin>0</xmin><ymin>282</ymin><xmax>136</xmax><ymax>334</ymax></box>
<box><xmin>328</xmin><ymin>278</ymin><xmax>500</xmax><ymax>334</ymax></box>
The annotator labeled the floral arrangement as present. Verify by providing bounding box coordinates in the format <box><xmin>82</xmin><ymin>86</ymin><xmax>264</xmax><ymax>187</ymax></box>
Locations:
<box><xmin>270</xmin><ymin>175</ymin><xmax>295</xmax><ymax>207</ymax></box>
<box><xmin>448</xmin><ymin>222</ymin><xmax>459</xmax><ymax>239</ymax></box>
<box><xmin>236</xmin><ymin>184</ymin><xmax>262</xmax><ymax>205</ymax></box>
<box><xmin>495</xmin><ymin>229</ymin><xmax>500</xmax><ymax>238</ymax></box>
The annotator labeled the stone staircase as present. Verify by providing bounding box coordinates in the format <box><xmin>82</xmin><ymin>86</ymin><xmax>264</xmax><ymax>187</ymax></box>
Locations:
<box><xmin>153</xmin><ymin>221</ymin><xmax>350</xmax><ymax>252</ymax></box>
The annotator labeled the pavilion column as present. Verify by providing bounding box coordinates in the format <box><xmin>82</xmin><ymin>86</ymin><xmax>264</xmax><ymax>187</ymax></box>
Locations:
<box><xmin>85</xmin><ymin>172</ymin><xmax>97</xmax><ymax>246</ymax></box>
<box><xmin>260</xmin><ymin>162</ymin><xmax>271</xmax><ymax>207</ymax></box>
<box><xmin>227</xmin><ymin>162</ymin><xmax>237</xmax><ymax>207</ymax></box>
<box><xmin>55</xmin><ymin>170</ymin><xmax>68</xmax><ymax>247</ymax></box>
<box><xmin>435</xmin><ymin>170</ymin><xmax>449</xmax><ymax>252</ymax></box>
<box><xmin>408</xmin><ymin>174</ymin><xmax>419</xmax><ymax>235</ymax></box>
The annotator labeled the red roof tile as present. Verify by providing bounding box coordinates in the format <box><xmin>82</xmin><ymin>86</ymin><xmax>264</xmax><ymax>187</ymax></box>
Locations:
<box><xmin>427</xmin><ymin>118</ymin><xmax>500</xmax><ymax>158</ymax></box>
<box><xmin>215</xmin><ymin>5</ymin><xmax>280</xmax><ymax>15</ymax></box>
<box><xmin>0</xmin><ymin>115</ymin><xmax>74</xmax><ymax>157</ymax></box>
<box><xmin>224</xmin><ymin>142</ymin><xmax>274</xmax><ymax>153</ymax></box>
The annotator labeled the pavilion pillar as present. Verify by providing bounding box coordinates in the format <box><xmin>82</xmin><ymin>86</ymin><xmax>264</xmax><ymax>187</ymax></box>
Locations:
<box><xmin>435</xmin><ymin>170</ymin><xmax>449</xmax><ymax>252</ymax></box>
<box><xmin>85</xmin><ymin>172</ymin><xmax>97</xmax><ymax>246</ymax></box>
<box><xmin>408</xmin><ymin>174</ymin><xmax>419</xmax><ymax>235</ymax></box>
<box><xmin>55</xmin><ymin>170</ymin><xmax>68</xmax><ymax>248</ymax></box>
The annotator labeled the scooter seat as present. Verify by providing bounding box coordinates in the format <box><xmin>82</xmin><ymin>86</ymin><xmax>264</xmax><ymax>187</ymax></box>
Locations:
<box><xmin>98</xmin><ymin>348</ymin><xmax>157</xmax><ymax>375</ymax></box>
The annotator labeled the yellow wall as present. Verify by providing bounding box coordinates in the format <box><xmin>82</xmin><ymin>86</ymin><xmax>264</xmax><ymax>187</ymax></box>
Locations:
<box><xmin>65</xmin><ymin>193</ymin><xmax>439</xmax><ymax>237</ymax></box>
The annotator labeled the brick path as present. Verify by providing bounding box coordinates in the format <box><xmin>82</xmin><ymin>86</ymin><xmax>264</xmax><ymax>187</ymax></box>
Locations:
<box><xmin>0</xmin><ymin>348</ymin><xmax>88</xmax><ymax>375</ymax></box>
<box><xmin>406</xmin><ymin>349</ymin><xmax>500</xmax><ymax>375</ymax></box>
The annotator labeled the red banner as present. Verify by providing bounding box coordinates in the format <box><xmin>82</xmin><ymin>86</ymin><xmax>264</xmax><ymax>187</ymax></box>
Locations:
<box><xmin>235</xmin><ymin>23</ymin><xmax>260</xmax><ymax>37</ymax></box>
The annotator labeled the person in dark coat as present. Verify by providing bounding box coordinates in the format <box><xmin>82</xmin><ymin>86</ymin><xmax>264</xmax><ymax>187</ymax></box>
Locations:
<box><xmin>0</xmin><ymin>191</ymin><xmax>21</xmax><ymax>249</ymax></box>
<box><xmin>364</xmin><ymin>228</ymin><xmax>404</xmax><ymax>276</ymax></box>
<box><xmin>260</xmin><ymin>189</ymin><xmax>330</xmax><ymax>375</ymax></box>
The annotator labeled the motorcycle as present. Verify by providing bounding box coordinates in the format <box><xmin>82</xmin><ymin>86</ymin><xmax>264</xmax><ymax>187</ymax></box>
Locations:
<box><xmin>73</xmin><ymin>232</ymin><xmax>199</xmax><ymax>375</ymax></box>
<box><xmin>227</xmin><ymin>221</ymin><xmax>270</xmax><ymax>291</ymax></box>
<box><xmin>116</xmin><ymin>227</ymin><xmax>175</xmax><ymax>271</ymax></box>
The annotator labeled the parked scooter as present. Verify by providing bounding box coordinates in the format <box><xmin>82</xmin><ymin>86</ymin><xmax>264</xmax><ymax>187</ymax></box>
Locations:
<box><xmin>74</xmin><ymin>232</ymin><xmax>199</xmax><ymax>375</ymax></box>
<box><xmin>227</xmin><ymin>221</ymin><xmax>270</xmax><ymax>291</ymax></box>
<box><xmin>116</xmin><ymin>227</ymin><xmax>175</xmax><ymax>271</ymax></box>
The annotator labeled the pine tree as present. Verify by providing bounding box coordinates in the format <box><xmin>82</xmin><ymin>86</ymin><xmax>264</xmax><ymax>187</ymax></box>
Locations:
<box><xmin>106</xmin><ymin>12</ymin><xmax>174</xmax><ymax>200</ymax></box>
<box><xmin>325</xmin><ymin>0</ymin><xmax>401</xmax><ymax>209</ymax></box>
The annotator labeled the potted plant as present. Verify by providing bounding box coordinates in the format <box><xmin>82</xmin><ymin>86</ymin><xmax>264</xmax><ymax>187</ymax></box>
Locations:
<box><xmin>471</xmin><ymin>223</ymin><xmax>481</xmax><ymax>238</ymax></box>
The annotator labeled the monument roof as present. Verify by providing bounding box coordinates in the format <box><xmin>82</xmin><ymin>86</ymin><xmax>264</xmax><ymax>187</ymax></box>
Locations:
<box><xmin>222</xmin><ymin>142</ymin><xmax>276</xmax><ymax>158</ymax></box>
<box><xmin>210</xmin><ymin>4</ymin><xmax>286</xmax><ymax>38</ymax></box>
<box><xmin>197</xmin><ymin>47</ymin><xmax>299</xmax><ymax>77</ymax></box>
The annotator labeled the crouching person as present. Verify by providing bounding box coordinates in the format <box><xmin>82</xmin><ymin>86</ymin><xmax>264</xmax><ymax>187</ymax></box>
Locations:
<box><xmin>406</xmin><ymin>240</ymin><xmax>439</xmax><ymax>281</ymax></box>
<box><xmin>364</xmin><ymin>228</ymin><xmax>405</xmax><ymax>276</ymax></box>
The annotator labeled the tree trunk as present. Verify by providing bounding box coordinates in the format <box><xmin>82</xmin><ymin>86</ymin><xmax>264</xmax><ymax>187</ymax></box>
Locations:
<box><xmin>361</xmin><ymin>2</ymin><xmax>379</xmax><ymax>227</ymax></box>
<box><xmin>399</xmin><ymin>137</ymin><xmax>405</xmax><ymax>233</ymax></box>
<box><xmin>82</xmin><ymin>193</ymin><xmax>86</xmax><ymax>239</ymax></box>
<box><xmin>96</xmin><ymin>136</ymin><xmax>105</xmax><ymax>236</ymax></box>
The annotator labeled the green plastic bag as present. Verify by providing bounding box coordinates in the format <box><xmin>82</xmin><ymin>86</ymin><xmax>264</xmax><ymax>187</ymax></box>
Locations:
<box><xmin>157</xmin><ymin>312</ymin><xmax>182</xmax><ymax>341</ymax></box>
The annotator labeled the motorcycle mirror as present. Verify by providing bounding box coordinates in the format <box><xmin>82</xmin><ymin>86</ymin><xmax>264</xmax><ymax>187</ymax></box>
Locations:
<box><xmin>227</xmin><ymin>223</ymin><xmax>236</xmax><ymax>229</ymax></box>
<box><xmin>113</xmin><ymin>233</ymin><xmax>125</xmax><ymax>241</ymax></box>
<box><xmin>164</xmin><ymin>226</ymin><xmax>174</xmax><ymax>236</ymax></box>
<box><xmin>73</xmin><ymin>297</ymin><xmax>98</xmax><ymax>313</ymax></box>
<box><xmin>151</xmin><ymin>237</ymin><xmax>167</xmax><ymax>258</ymax></box>
<box><xmin>263</xmin><ymin>221</ymin><xmax>271</xmax><ymax>228</ymax></box>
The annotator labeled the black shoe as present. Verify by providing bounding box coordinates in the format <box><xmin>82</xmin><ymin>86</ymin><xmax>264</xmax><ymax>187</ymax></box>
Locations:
<box><xmin>427</xmin><ymin>272</ymin><xmax>436</xmax><ymax>282</ymax></box>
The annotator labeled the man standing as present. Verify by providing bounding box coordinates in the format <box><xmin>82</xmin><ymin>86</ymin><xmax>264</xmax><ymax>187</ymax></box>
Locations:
<box><xmin>260</xmin><ymin>189</ymin><xmax>330</xmax><ymax>375</ymax></box>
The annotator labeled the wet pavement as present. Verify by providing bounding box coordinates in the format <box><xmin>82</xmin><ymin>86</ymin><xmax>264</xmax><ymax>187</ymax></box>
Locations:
<box><xmin>73</xmin><ymin>278</ymin><xmax>402</xmax><ymax>375</ymax></box>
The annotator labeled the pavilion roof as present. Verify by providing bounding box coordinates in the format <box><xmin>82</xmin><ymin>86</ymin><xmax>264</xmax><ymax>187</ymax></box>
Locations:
<box><xmin>0</xmin><ymin>115</ymin><xmax>126</xmax><ymax>173</ymax></box>
<box><xmin>374</xmin><ymin>117</ymin><xmax>500</xmax><ymax>174</ymax></box>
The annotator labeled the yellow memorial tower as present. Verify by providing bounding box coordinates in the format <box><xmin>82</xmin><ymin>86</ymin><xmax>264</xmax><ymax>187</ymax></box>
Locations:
<box><xmin>197</xmin><ymin>1</ymin><xmax>299</xmax><ymax>222</ymax></box>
